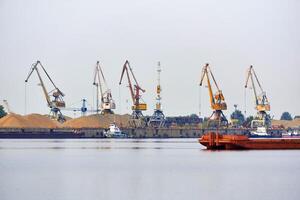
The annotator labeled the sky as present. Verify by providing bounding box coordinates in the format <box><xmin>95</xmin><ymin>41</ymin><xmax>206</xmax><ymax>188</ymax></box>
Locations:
<box><xmin>0</xmin><ymin>0</ymin><xmax>299</xmax><ymax>119</ymax></box>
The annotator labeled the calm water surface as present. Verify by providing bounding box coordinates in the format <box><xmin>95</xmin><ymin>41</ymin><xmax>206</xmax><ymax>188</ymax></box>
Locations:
<box><xmin>0</xmin><ymin>138</ymin><xmax>299</xmax><ymax>200</ymax></box>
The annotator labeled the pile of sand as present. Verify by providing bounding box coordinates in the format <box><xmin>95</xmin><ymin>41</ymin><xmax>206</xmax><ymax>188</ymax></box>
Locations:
<box><xmin>272</xmin><ymin>119</ymin><xmax>300</xmax><ymax>128</ymax></box>
<box><xmin>0</xmin><ymin>113</ymin><xmax>131</xmax><ymax>129</ymax></box>
<box><xmin>0</xmin><ymin>113</ymin><xmax>62</xmax><ymax>128</ymax></box>
<box><xmin>63</xmin><ymin>114</ymin><xmax>131</xmax><ymax>129</ymax></box>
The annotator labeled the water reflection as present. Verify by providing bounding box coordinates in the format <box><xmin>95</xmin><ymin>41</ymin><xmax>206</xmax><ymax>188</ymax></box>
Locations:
<box><xmin>0</xmin><ymin>139</ymin><xmax>201</xmax><ymax>150</ymax></box>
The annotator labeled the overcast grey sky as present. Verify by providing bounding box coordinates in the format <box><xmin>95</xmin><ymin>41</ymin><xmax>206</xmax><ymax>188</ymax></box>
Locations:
<box><xmin>0</xmin><ymin>0</ymin><xmax>299</xmax><ymax>119</ymax></box>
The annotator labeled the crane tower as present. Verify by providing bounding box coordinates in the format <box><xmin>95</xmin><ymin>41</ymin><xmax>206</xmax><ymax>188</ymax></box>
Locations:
<box><xmin>148</xmin><ymin>62</ymin><xmax>165</xmax><ymax>127</ymax></box>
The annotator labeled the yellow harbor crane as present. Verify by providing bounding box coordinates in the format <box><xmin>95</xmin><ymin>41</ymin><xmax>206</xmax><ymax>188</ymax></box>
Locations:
<box><xmin>245</xmin><ymin>65</ymin><xmax>271</xmax><ymax>127</ymax></box>
<box><xmin>148</xmin><ymin>61</ymin><xmax>165</xmax><ymax>127</ymax></box>
<box><xmin>199</xmin><ymin>63</ymin><xmax>227</xmax><ymax>126</ymax></box>
<box><xmin>25</xmin><ymin>60</ymin><xmax>66</xmax><ymax>122</ymax></box>
<box><xmin>93</xmin><ymin>61</ymin><xmax>116</xmax><ymax>114</ymax></box>
<box><xmin>119</xmin><ymin>60</ymin><xmax>147</xmax><ymax>119</ymax></box>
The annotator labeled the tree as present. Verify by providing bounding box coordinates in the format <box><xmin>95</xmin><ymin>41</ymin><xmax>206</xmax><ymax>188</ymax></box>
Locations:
<box><xmin>243</xmin><ymin>116</ymin><xmax>254</xmax><ymax>127</ymax></box>
<box><xmin>190</xmin><ymin>114</ymin><xmax>199</xmax><ymax>118</ymax></box>
<box><xmin>230</xmin><ymin>109</ymin><xmax>245</xmax><ymax>124</ymax></box>
<box><xmin>280</xmin><ymin>112</ymin><xmax>293</xmax><ymax>120</ymax></box>
<box><xmin>0</xmin><ymin>105</ymin><xmax>7</xmax><ymax>118</ymax></box>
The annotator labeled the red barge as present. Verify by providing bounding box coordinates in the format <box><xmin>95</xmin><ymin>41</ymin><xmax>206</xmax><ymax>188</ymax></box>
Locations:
<box><xmin>199</xmin><ymin>132</ymin><xmax>300</xmax><ymax>150</ymax></box>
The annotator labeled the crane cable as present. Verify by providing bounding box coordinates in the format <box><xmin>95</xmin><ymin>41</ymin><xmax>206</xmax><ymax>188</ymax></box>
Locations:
<box><xmin>198</xmin><ymin>84</ymin><xmax>202</xmax><ymax>118</ymax></box>
<box><xmin>24</xmin><ymin>82</ymin><xmax>27</xmax><ymax>115</ymax></box>
<box><xmin>118</xmin><ymin>84</ymin><xmax>122</xmax><ymax>114</ymax></box>
<box><xmin>92</xmin><ymin>84</ymin><xmax>95</xmax><ymax>113</ymax></box>
<box><xmin>244</xmin><ymin>87</ymin><xmax>247</xmax><ymax>118</ymax></box>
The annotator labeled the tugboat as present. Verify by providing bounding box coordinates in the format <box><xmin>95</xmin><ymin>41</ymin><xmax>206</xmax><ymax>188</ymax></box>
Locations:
<box><xmin>249</xmin><ymin>126</ymin><xmax>271</xmax><ymax>137</ymax></box>
<box><xmin>104</xmin><ymin>123</ymin><xmax>128</xmax><ymax>138</ymax></box>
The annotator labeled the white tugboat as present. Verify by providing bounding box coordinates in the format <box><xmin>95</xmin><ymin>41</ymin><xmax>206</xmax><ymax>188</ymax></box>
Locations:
<box><xmin>104</xmin><ymin>123</ymin><xmax>127</xmax><ymax>138</ymax></box>
<box><xmin>250</xmin><ymin>126</ymin><xmax>270</xmax><ymax>137</ymax></box>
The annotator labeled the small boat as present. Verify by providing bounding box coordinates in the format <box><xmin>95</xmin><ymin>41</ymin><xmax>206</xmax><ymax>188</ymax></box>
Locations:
<box><xmin>249</xmin><ymin>126</ymin><xmax>271</xmax><ymax>137</ymax></box>
<box><xmin>104</xmin><ymin>123</ymin><xmax>127</xmax><ymax>138</ymax></box>
<box><xmin>282</xmin><ymin>130</ymin><xmax>300</xmax><ymax>138</ymax></box>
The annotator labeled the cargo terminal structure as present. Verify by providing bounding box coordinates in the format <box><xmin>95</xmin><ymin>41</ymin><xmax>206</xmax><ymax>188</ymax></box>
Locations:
<box><xmin>0</xmin><ymin>60</ymin><xmax>299</xmax><ymax>139</ymax></box>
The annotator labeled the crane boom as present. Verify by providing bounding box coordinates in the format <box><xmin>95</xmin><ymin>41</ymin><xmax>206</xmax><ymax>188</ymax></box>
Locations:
<box><xmin>245</xmin><ymin>65</ymin><xmax>270</xmax><ymax>112</ymax></box>
<box><xmin>25</xmin><ymin>61</ymin><xmax>52</xmax><ymax>106</ymax></box>
<box><xmin>200</xmin><ymin>64</ymin><xmax>215</xmax><ymax>108</ymax></box>
<box><xmin>119</xmin><ymin>60</ymin><xmax>135</xmax><ymax>103</ymax></box>
<box><xmin>94</xmin><ymin>62</ymin><xmax>104</xmax><ymax>102</ymax></box>
<box><xmin>245</xmin><ymin>67</ymin><xmax>258</xmax><ymax>105</ymax></box>
<box><xmin>199</xmin><ymin>63</ymin><xmax>226</xmax><ymax>111</ymax></box>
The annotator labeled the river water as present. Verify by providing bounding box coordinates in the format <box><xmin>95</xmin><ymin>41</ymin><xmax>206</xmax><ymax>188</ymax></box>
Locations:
<box><xmin>0</xmin><ymin>138</ymin><xmax>299</xmax><ymax>200</ymax></box>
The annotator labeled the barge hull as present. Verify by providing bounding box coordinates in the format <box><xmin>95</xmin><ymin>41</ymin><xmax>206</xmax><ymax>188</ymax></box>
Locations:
<box><xmin>199</xmin><ymin>132</ymin><xmax>300</xmax><ymax>150</ymax></box>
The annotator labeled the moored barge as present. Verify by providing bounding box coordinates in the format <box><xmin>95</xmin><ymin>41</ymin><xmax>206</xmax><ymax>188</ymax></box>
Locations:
<box><xmin>199</xmin><ymin>132</ymin><xmax>300</xmax><ymax>150</ymax></box>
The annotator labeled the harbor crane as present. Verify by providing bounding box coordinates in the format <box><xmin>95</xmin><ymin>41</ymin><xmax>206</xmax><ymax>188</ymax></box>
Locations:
<box><xmin>25</xmin><ymin>60</ymin><xmax>66</xmax><ymax>122</ymax></box>
<box><xmin>148</xmin><ymin>61</ymin><xmax>165</xmax><ymax>127</ymax></box>
<box><xmin>199</xmin><ymin>63</ymin><xmax>228</xmax><ymax>126</ymax></box>
<box><xmin>245</xmin><ymin>65</ymin><xmax>271</xmax><ymax>127</ymax></box>
<box><xmin>119</xmin><ymin>60</ymin><xmax>147</xmax><ymax>119</ymax></box>
<box><xmin>93</xmin><ymin>61</ymin><xmax>116</xmax><ymax>114</ymax></box>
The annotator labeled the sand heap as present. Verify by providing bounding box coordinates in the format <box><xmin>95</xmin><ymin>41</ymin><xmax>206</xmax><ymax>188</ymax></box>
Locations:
<box><xmin>272</xmin><ymin>119</ymin><xmax>300</xmax><ymax>128</ymax></box>
<box><xmin>63</xmin><ymin>114</ymin><xmax>131</xmax><ymax>129</ymax></box>
<box><xmin>0</xmin><ymin>113</ymin><xmax>62</xmax><ymax>129</ymax></box>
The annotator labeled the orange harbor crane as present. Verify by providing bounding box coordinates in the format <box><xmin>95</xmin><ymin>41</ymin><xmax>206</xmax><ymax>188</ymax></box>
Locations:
<box><xmin>119</xmin><ymin>60</ymin><xmax>147</xmax><ymax>119</ymax></box>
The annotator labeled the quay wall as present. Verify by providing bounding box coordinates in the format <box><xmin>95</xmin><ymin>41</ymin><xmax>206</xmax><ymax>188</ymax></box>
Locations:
<box><xmin>0</xmin><ymin>127</ymin><xmax>285</xmax><ymax>138</ymax></box>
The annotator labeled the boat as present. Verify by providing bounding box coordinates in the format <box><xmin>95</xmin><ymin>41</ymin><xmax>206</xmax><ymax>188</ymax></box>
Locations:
<box><xmin>282</xmin><ymin>129</ymin><xmax>300</xmax><ymax>138</ymax></box>
<box><xmin>199</xmin><ymin>132</ymin><xmax>300</xmax><ymax>150</ymax></box>
<box><xmin>103</xmin><ymin>123</ymin><xmax>128</xmax><ymax>138</ymax></box>
<box><xmin>249</xmin><ymin>126</ymin><xmax>270</xmax><ymax>137</ymax></box>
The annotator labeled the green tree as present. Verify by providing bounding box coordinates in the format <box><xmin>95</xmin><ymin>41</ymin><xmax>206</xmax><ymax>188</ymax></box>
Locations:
<box><xmin>280</xmin><ymin>112</ymin><xmax>293</xmax><ymax>120</ymax></box>
<box><xmin>243</xmin><ymin>116</ymin><xmax>254</xmax><ymax>127</ymax></box>
<box><xmin>230</xmin><ymin>109</ymin><xmax>245</xmax><ymax>124</ymax></box>
<box><xmin>0</xmin><ymin>105</ymin><xmax>7</xmax><ymax>118</ymax></box>
<box><xmin>190</xmin><ymin>114</ymin><xmax>199</xmax><ymax>118</ymax></box>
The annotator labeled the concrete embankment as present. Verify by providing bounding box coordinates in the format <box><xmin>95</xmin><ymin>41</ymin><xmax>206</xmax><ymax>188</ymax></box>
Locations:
<box><xmin>0</xmin><ymin>113</ymin><xmax>290</xmax><ymax>138</ymax></box>
<box><xmin>0</xmin><ymin>127</ymin><xmax>263</xmax><ymax>139</ymax></box>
